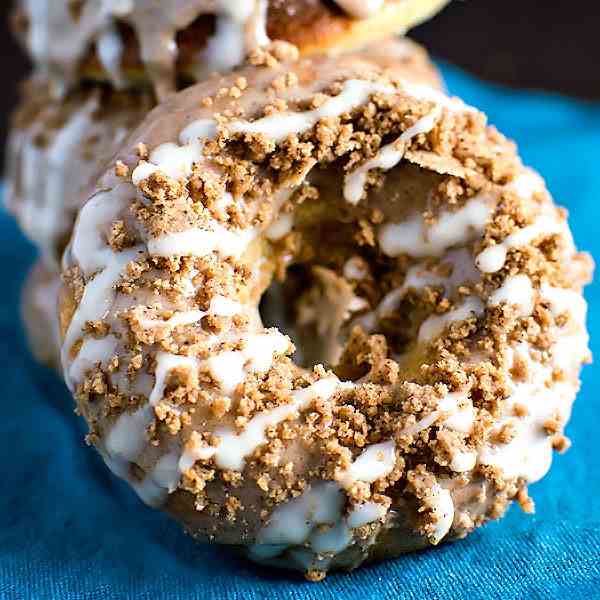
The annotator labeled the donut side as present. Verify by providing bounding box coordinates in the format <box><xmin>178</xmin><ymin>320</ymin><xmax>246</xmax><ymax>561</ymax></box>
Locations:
<box><xmin>58</xmin><ymin>50</ymin><xmax>592</xmax><ymax>579</ymax></box>
<box><xmin>21</xmin><ymin>260</ymin><xmax>62</xmax><ymax>369</ymax></box>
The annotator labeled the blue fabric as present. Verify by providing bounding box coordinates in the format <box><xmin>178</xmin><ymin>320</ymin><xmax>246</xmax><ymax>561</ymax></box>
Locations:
<box><xmin>1</xmin><ymin>63</ymin><xmax>600</xmax><ymax>600</ymax></box>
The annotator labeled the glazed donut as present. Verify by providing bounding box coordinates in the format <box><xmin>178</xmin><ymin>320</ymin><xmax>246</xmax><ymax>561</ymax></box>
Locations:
<box><xmin>12</xmin><ymin>0</ymin><xmax>449</xmax><ymax>98</ymax></box>
<box><xmin>59</xmin><ymin>49</ymin><xmax>591</xmax><ymax>580</ymax></box>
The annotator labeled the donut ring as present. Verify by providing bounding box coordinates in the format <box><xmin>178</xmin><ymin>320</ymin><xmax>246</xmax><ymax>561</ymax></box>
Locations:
<box><xmin>59</xmin><ymin>50</ymin><xmax>592</xmax><ymax>580</ymax></box>
<box><xmin>13</xmin><ymin>0</ymin><xmax>448</xmax><ymax>98</ymax></box>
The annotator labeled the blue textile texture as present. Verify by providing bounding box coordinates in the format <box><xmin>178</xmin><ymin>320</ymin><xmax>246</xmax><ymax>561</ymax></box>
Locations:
<box><xmin>1</xmin><ymin>63</ymin><xmax>600</xmax><ymax>600</ymax></box>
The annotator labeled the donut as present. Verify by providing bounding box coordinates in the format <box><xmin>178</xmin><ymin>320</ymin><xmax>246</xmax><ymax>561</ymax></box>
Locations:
<box><xmin>8</xmin><ymin>40</ymin><xmax>442</xmax><ymax>378</ymax></box>
<box><xmin>12</xmin><ymin>0</ymin><xmax>449</xmax><ymax>98</ymax></box>
<box><xmin>6</xmin><ymin>80</ymin><xmax>154</xmax><ymax>267</ymax></box>
<box><xmin>57</xmin><ymin>48</ymin><xmax>592</xmax><ymax>580</ymax></box>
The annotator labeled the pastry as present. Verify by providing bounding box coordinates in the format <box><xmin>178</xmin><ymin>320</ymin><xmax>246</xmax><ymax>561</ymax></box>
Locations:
<box><xmin>58</xmin><ymin>48</ymin><xmax>592</xmax><ymax>580</ymax></box>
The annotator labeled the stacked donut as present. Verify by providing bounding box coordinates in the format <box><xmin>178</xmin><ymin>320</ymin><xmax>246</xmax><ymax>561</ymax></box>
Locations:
<box><xmin>6</xmin><ymin>0</ymin><xmax>593</xmax><ymax>582</ymax></box>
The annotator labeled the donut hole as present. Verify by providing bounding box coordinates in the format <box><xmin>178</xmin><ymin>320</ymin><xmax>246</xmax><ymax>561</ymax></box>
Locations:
<box><xmin>259</xmin><ymin>264</ymin><xmax>331</xmax><ymax>369</ymax></box>
<box><xmin>258</xmin><ymin>251</ymin><xmax>418</xmax><ymax>374</ymax></box>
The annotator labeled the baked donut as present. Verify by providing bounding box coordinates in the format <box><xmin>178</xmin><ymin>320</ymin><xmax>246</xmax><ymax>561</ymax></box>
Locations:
<box><xmin>12</xmin><ymin>0</ymin><xmax>449</xmax><ymax>98</ymax></box>
<box><xmin>58</xmin><ymin>48</ymin><xmax>592</xmax><ymax>580</ymax></box>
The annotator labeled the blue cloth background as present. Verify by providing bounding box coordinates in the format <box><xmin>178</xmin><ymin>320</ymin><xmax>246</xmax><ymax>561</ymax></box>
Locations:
<box><xmin>1</xmin><ymin>63</ymin><xmax>599</xmax><ymax>600</ymax></box>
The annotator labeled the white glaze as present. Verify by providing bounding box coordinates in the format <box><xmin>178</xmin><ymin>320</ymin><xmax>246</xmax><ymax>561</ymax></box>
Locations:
<box><xmin>229</xmin><ymin>79</ymin><xmax>397</xmax><ymax>142</ymax></box>
<box><xmin>488</xmin><ymin>274</ymin><xmax>535</xmax><ymax>317</ymax></box>
<box><xmin>337</xmin><ymin>440</ymin><xmax>396</xmax><ymax>487</ymax></box>
<box><xmin>428</xmin><ymin>484</ymin><xmax>454</xmax><ymax>544</ymax></box>
<box><xmin>378</xmin><ymin>196</ymin><xmax>492</xmax><ymax>258</ymax></box>
<box><xmin>250</xmin><ymin>479</ymin><xmax>387</xmax><ymax>569</ymax></box>
<box><xmin>21</xmin><ymin>0</ymin><xmax>271</xmax><ymax>98</ymax></box>
<box><xmin>180</xmin><ymin>376</ymin><xmax>343</xmax><ymax>472</ymax></box>
<box><xmin>344</xmin><ymin>106</ymin><xmax>441</xmax><ymax>205</ymax></box>
<box><xmin>265</xmin><ymin>213</ymin><xmax>294</xmax><ymax>241</ymax></box>
<box><xmin>477</xmin><ymin>283</ymin><xmax>588</xmax><ymax>483</ymax></box>
<box><xmin>62</xmin><ymin>187</ymin><xmax>145</xmax><ymax>390</ymax></box>
<box><xmin>97</xmin><ymin>22</ymin><xmax>125</xmax><ymax>88</ymax></box>
<box><xmin>418</xmin><ymin>297</ymin><xmax>484</xmax><ymax>343</ymax></box>
<box><xmin>476</xmin><ymin>213</ymin><xmax>571</xmax><ymax>274</ymax></box>
<box><xmin>148</xmin><ymin>224</ymin><xmax>256</xmax><ymax>259</ymax></box>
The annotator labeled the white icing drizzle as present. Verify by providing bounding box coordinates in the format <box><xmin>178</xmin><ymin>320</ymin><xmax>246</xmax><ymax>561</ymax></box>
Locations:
<box><xmin>149</xmin><ymin>353</ymin><xmax>198</xmax><ymax>407</ymax></box>
<box><xmin>229</xmin><ymin>79</ymin><xmax>397</xmax><ymax>142</ymax></box>
<box><xmin>343</xmin><ymin>256</ymin><xmax>369</xmax><ymax>281</ymax></box>
<box><xmin>418</xmin><ymin>297</ymin><xmax>484</xmax><ymax>343</ymax></box>
<box><xmin>476</xmin><ymin>211</ymin><xmax>574</xmax><ymax>274</ymax></box>
<box><xmin>488</xmin><ymin>274</ymin><xmax>535</xmax><ymax>317</ymax></box>
<box><xmin>437</xmin><ymin>392</ymin><xmax>476</xmax><ymax>434</ymax></box>
<box><xmin>478</xmin><ymin>284</ymin><xmax>589</xmax><ymax>483</ymax></box>
<box><xmin>21</xmin><ymin>0</ymin><xmax>270</xmax><ymax>98</ymax></box>
<box><xmin>378</xmin><ymin>196</ymin><xmax>492</xmax><ymax>258</ymax></box>
<box><xmin>337</xmin><ymin>441</ymin><xmax>396</xmax><ymax>488</ymax></box>
<box><xmin>97</xmin><ymin>22</ymin><xmax>126</xmax><ymax>88</ymax></box>
<box><xmin>61</xmin><ymin>187</ymin><xmax>145</xmax><ymax>390</ymax></box>
<box><xmin>250</xmin><ymin>477</ymin><xmax>387</xmax><ymax>568</ymax></box>
<box><xmin>147</xmin><ymin>224</ymin><xmax>256</xmax><ymax>259</ymax></box>
<box><xmin>265</xmin><ymin>212</ymin><xmax>294</xmax><ymax>241</ymax></box>
<box><xmin>69</xmin><ymin>335</ymin><xmax>118</xmax><ymax>382</ymax></box>
<box><xmin>355</xmin><ymin>248</ymin><xmax>480</xmax><ymax>332</ymax></box>
<box><xmin>206</xmin><ymin>330</ymin><xmax>290</xmax><ymax>395</ymax></box>
<box><xmin>346</xmin><ymin>501</ymin><xmax>387</xmax><ymax>528</ymax></box>
<box><xmin>196</xmin><ymin>0</ymin><xmax>269</xmax><ymax>78</ymax></box>
<box><xmin>428</xmin><ymin>484</ymin><xmax>454</xmax><ymax>544</ymax></box>
<box><xmin>344</xmin><ymin>106</ymin><xmax>442</xmax><ymax>205</ymax></box>
<box><xmin>180</xmin><ymin>376</ymin><xmax>344</xmax><ymax>472</ymax></box>
<box><xmin>449</xmin><ymin>450</ymin><xmax>477</xmax><ymax>473</ymax></box>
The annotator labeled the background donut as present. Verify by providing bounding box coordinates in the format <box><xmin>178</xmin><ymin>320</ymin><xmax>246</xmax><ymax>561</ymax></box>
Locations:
<box><xmin>11</xmin><ymin>0</ymin><xmax>448</xmax><ymax>99</ymax></box>
<box><xmin>6</xmin><ymin>79</ymin><xmax>153</xmax><ymax>266</ymax></box>
<box><xmin>58</xmin><ymin>50</ymin><xmax>591</xmax><ymax>579</ymax></box>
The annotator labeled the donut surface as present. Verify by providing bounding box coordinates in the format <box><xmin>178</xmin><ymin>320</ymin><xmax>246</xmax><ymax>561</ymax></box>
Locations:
<box><xmin>12</xmin><ymin>0</ymin><xmax>448</xmax><ymax>98</ymax></box>
<box><xmin>59</xmin><ymin>49</ymin><xmax>592</xmax><ymax>580</ymax></box>
<box><xmin>7</xmin><ymin>39</ymin><xmax>441</xmax><ymax>269</ymax></box>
